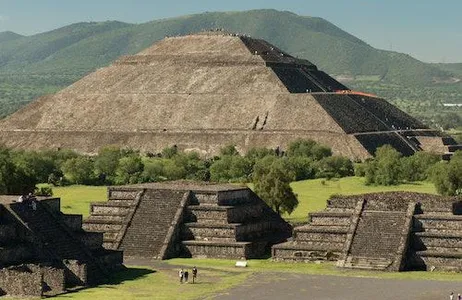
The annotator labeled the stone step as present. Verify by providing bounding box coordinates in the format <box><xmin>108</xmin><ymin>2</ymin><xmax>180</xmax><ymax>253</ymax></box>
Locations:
<box><xmin>272</xmin><ymin>241</ymin><xmax>343</xmax><ymax>252</ymax></box>
<box><xmin>85</xmin><ymin>214</ymin><xmax>126</xmax><ymax>223</ymax></box>
<box><xmin>415</xmin><ymin>214</ymin><xmax>462</xmax><ymax>221</ymax></box>
<box><xmin>343</xmin><ymin>256</ymin><xmax>393</xmax><ymax>270</ymax></box>
<box><xmin>107</xmin><ymin>199</ymin><xmax>135</xmax><ymax>206</ymax></box>
<box><xmin>187</xmin><ymin>205</ymin><xmax>231</xmax><ymax>211</ymax></box>
<box><xmin>412</xmin><ymin>231</ymin><xmax>462</xmax><ymax>249</ymax></box>
<box><xmin>408</xmin><ymin>251</ymin><xmax>462</xmax><ymax>272</ymax></box>
<box><xmin>424</xmin><ymin>246</ymin><xmax>462</xmax><ymax>253</ymax></box>
<box><xmin>294</xmin><ymin>231</ymin><xmax>347</xmax><ymax>244</ymax></box>
<box><xmin>295</xmin><ymin>225</ymin><xmax>349</xmax><ymax>234</ymax></box>
<box><xmin>82</xmin><ymin>222</ymin><xmax>123</xmax><ymax>232</ymax></box>
<box><xmin>414</xmin><ymin>216</ymin><xmax>462</xmax><ymax>231</ymax></box>
<box><xmin>272</xmin><ymin>242</ymin><xmax>342</xmax><ymax>261</ymax></box>
<box><xmin>182</xmin><ymin>240</ymin><xmax>262</xmax><ymax>259</ymax></box>
<box><xmin>91</xmin><ymin>203</ymin><xmax>131</xmax><ymax>215</ymax></box>
<box><xmin>308</xmin><ymin>212</ymin><xmax>352</xmax><ymax>226</ymax></box>
<box><xmin>191</xmin><ymin>218</ymin><xmax>229</xmax><ymax>225</ymax></box>
<box><xmin>108</xmin><ymin>189</ymin><xmax>140</xmax><ymax>200</ymax></box>
<box><xmin>182</xmin><ymin>223</ymin><xmax>238</xmax><ymax>240</ymax></box>
<box><xmin>415</xmin><ymin>250</ymin><xmax>462</xmax><ymax>259</ymax></box>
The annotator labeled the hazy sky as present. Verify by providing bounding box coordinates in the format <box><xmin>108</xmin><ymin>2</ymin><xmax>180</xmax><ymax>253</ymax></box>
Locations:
<box><xmin>0</xmin><ymin>0</ymin><xmax>461</xmax><ymax>63</ymax></box>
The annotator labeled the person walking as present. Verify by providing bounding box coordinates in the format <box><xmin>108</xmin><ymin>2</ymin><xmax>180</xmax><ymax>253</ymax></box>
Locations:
<box><xmin>184</xmin><ymin>270</ymin><xmax>189</xmax><ymax>283</ymax></box>
<box><xmin>450</xmin><ymin>292</ymin><xmax>454</xmax><ymax>300</ymax></box>
<box><xmin>192</xmin><ymin>266</ymin><xmax>198</xmax><ymax>284</ymax></box>
<box><xmin>179</xmin><ymin>269</ymin><xmax>184</xmax><ymax>283</ymax></box>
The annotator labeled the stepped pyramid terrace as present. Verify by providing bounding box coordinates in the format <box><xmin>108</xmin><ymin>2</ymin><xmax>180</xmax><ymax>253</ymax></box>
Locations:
<box><xmin>83</xmin><ymin>182</ymin><xmax>292</xmax><ymax>260</ymax></box>
<box><xmin>0</xmin><ymin>31</ymin><xmax>460</xmax><ymax>160</ymax></box>
<box><xmin>0</xmin><ymin>196</ymin><xmax>123</xmax><ymax>297</ymax></box>
<box><xmin>273</xmin><ymin>192</ymin><xmax>462</xmax><ymax>272</ymax></box>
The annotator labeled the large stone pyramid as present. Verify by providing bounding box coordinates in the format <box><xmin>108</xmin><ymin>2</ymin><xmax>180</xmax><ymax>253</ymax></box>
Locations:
<box><xmin>0</xmin><ymin>31</ymin><xmax>458</xmax><ymax>159</ymax></box>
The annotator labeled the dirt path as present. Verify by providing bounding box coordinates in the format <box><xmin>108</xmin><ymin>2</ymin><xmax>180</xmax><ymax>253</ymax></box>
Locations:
<box><xmin>212</xmin><ymin>272</ymin><xmax>461</xmax><ymax>300</ymax></box>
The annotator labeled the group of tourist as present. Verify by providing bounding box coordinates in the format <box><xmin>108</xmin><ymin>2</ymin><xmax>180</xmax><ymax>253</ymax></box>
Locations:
<box><xmin>179</xmin><ymin>267</ymin><xmax>198</xmax><ymax>284</ymax></box>
<box><xmin>16</xmin><ymin>193</ymin><xmax>38</xmax><ymax>211</ymax></box>
<box><xmin>450</xmin><ymin>292</ymin><xmax>462</xmax><ymax>300</ymax></box>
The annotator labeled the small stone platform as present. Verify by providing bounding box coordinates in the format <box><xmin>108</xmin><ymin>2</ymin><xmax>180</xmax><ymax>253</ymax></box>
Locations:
<box><xmin>83</xmin><ymin>182</ymin><xmax>292</xmax><ymax>260</ymax></box>
<box><xmin>272</xmin><ymin>192</ymin><xmax>462</xmax><ymax>272</ymax></box>
<box><xmin>0</xmin><ymin>196</ymin><xmax>123</xmax><ymax>297</ymax></box>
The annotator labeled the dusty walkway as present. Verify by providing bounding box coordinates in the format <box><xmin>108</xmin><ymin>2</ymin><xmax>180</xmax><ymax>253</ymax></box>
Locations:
<box><xmin>213</xmin><ymin>272</ymin><xmax>461</xmax><ymax>300</ymax></box>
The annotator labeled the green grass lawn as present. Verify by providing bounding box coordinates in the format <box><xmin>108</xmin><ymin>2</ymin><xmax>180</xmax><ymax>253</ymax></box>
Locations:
<box><xmin>56</xmin><ymin>265</ymin><xmax>249</xmax><ymax>300</ymax></box>
<box><xmin>287</xmin><ymin>177</ymin><xmax>436</xmax><ymax>223</ymax></box>
<box><xmin>52</xmin><ymin>185</ymin><xmax>107</xmax><ymax>217</ymax></box>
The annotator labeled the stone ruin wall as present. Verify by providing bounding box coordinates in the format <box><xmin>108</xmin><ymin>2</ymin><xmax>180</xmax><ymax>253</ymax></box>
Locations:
<box><xmin>0</xmin><ymin>128</ymin><xmax>371</xmax><ymax>160</ymax></box>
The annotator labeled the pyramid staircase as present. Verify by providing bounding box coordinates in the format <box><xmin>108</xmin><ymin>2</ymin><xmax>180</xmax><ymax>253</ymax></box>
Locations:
<box><xmin>182</xmin><ymin>190</ymin><xmax>291</xmax><ymax>259</ymax></box>
<box><xmin>273</xmin><ymin>192</ymin><xmax>462</xmax><ymax>272</ymax></box>
<box><xmin>83</xmin><ymin>183</ymin><xmax>292</xmax><ymax>260</ymax></box>
<box><xmin>409</xmin><ymin>200</ymin><xmax>462</xmax><ymax>271</ymax></box>
<box><xmin>272</xmin><ymin>198</ymin><xmax>358</xmax><ymax>261</ymax></box>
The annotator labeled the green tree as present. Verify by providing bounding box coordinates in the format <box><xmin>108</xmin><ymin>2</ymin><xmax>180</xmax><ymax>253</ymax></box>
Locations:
<box><xmin>115</xmin><ymin>155</ymin><xmax>144</xmax><ymax>184</ymax></box>
<box><xmin>61</xmin><ymin>156</ymin><xmax>95</xmax><ymax>184</ymax></box>
<box><xmin>210</xmin><ymin>155</ymin><xmax>252</xmax><ymax>182</ymax></box>
<box><xmin>219</xmin><ymin>145</ymin><xmax>240</xmax><ymax>156</ymax></box>
<box><xmin>315</xmin><ymin>156</ymin><xmax>354</xmax><ymax>179</ymax></box>
<box><xmin>430</xmin><ymin>151</ymin><xmax>462</xmax><ymax>196</ymax></box>
<box><xmin>364</xmin><ymin>145</ymin><xmax>402</xmax><ymax>185</ymax></box>
<box><xmin>253</xmin><ymin>157</ymin><xmax>298</xmax><ymax>215</ymax></box>
<box><xmin>142</xmin><ymin>159</ymin><xmax>165</xmax><ymax>182</ymax></box>
<box><xmin>287</xmin><ymin>139</ymin><xmax>332</xmax><ymax>160</ymax></box>
<box><xmin>161</xmin><ymin>145</ymin><xmax>178</xmax><ymax>159</ymax></box>
<box><xmin>286</xmin><ymin>156</ymin><xmax>316</xmax><ymax>181</ymax></box>
<box><xmin>94</xmin><ymin>145</ymin><xmax>122</xmax><ymax>183</ymax></box>
<box><xmin>400</xmin><ymin>151</ymin><xmax>440</xmax><ymax>182</ymax></box>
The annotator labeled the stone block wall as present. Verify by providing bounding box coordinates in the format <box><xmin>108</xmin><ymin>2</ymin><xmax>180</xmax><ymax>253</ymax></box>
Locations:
<box><xmin>0</xmin><ymin>264</ymin><xmax>42</xmax><ymax>297</ymax></box>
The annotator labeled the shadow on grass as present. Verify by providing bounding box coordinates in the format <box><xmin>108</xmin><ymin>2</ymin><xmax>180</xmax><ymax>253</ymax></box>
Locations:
<box><xmin>107</xmin><ymin>266</ymin><xmax>156</xmax><ymax>285</ymax></box>
<box><xmin>53</xmin><ymin>267</ymin><xmax>156</xmax><ymax>297</ymax></box>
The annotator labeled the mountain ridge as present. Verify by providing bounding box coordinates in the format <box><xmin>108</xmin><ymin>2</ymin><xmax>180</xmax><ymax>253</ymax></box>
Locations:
<box><xmin>0</xmin><ymin>9</ymin><xmax>460</xmax><ymax>121</ymax></box>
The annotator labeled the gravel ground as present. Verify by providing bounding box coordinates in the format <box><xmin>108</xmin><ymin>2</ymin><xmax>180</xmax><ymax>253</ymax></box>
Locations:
<box><xmin>212</xmin><ymin>272</ymin><xmax>461</xmax><ymax>300</ymax></box>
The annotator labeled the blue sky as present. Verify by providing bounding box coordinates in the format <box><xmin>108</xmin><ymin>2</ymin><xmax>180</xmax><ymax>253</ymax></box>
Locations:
<box><xmin>0</xmin><ymin>0</ymin><xmax>461</xmax><ymax>63</ymax></box>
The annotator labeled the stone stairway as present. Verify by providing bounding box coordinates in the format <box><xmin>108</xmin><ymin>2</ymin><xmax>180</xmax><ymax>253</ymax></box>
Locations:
<box><xmin>181</xmin><ymin>189</ymin><xmax>290</xmax><ymax>259</ymax></box>
<box><xmin>119</xmin><ymin>189</ymin><xmax>186</xmax><ymax>259</ymax></box>
<box><xmin>343</xmin><ymin>211</ymin><xmax>406</xmax><ymax>270</ymax></box>
<box><xmin>410</xmin><ymin>214</ymin><xmax>462</xmax><ymax>271</ymax></box>
<box><xmin>272</xmin><ymin>199</ymin><xmax>356</xmax><ymax>262</ymax></box>
<box><xmin>83</xmin><ymin>183</ymin><xmax>291</xmax><ymax>260</ymax></box>
<box><xmin>83</xmin><ymin>188</ymin><xmax>141</xmax><ymax>249</ymax></box>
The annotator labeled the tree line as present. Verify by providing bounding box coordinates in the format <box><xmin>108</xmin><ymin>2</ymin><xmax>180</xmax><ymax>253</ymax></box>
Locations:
<box><xmin>356</xmin><ymin>145</ymin><xmax>462</xmax><ymax>196</ymax></box>
<box><xmin>0</xmin><ymin>140</ymin><xmax>355</xmax><ymax>215</ymax></box>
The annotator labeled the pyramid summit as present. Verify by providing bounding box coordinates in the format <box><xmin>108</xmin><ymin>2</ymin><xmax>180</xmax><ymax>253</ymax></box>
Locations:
<box><xmin>0</xmin><ymin>31</ymin><xmax>458</xmax><ymax>159</ymax></box>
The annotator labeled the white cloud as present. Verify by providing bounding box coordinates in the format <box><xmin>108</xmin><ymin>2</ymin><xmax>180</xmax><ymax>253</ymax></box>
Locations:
<box><xmin>0</xmin><ymin>15</ymin><xmax>9</xmax><ymax>22</ymax></box>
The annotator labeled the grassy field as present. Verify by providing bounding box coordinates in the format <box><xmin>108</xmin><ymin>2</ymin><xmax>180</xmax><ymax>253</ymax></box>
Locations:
<box><xmin>46</xmin><ymin>177</ymin><xmax>441</xmax><ymax>299</ymax></box>
<box><xmin>287</xmin><ymin>177</ymin><xmax>436</xmax><ymax>223</ymax></box>
<box><xmin>52</xmin><ymin>185</ymin><xmax>107</xmax><ymax>217</ymax></box>
<box><xmin>52</xmin><ymin>177</ymin><xmax>436</xmax><ymax>221</ymax></box>
<box><xmin>55</xmin><ymin>265</ymin><xmax>249</xmax><ymax>300</ymax></box>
